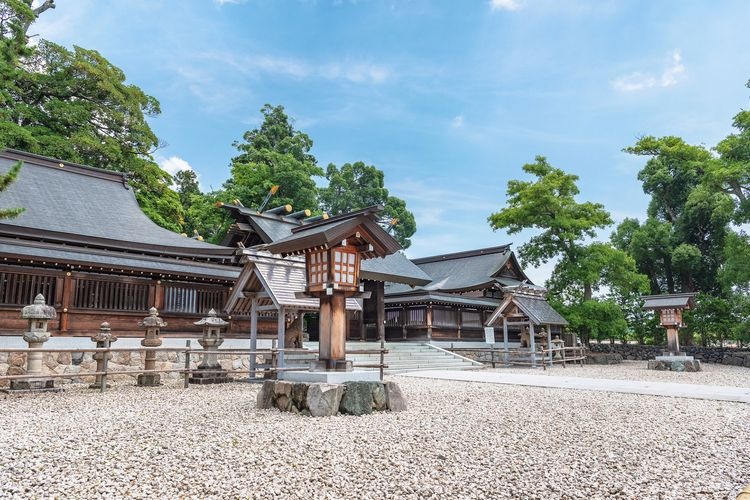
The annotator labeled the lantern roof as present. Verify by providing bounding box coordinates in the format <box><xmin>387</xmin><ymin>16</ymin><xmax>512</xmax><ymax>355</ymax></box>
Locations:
<box><xmin>641</xmin><ymin>293</ymin><xmax>697</xmax><ymax>311</ymax></box>
<box><xmin>265</xmin><ymin>205</ymin><xmax>401</xmax><ymax>259</ymax></box>
<box><xmin>194</xmin><ymin>309</ymin><xmax>229</xmax><ymax>327</ymax></box>
<box><xmin>21</xmin><ymin>294</ymin><xmax>57</xmax><ymax>320</ymax></box>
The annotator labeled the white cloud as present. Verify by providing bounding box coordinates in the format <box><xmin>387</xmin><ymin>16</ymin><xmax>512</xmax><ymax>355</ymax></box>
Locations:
<box><xmin>489</xmin><ymin>0</ymin><xmax>520</xmax><ymax>11</ymax></box>
<box><xmin>451</xmin><ymin>115</ymin><xmax>464</xmax><ymax>128</ymax></box>
<box><xmin>159</xmin><ymin>156</ymin><xmax>194</xmax><ymax>176</ymax></box>
<box><xmin>612</xmin><ymin>51</ymin><xmax>685</xmax><ymax>92</ymax></box>
<box><xmin>213</xmin><ymin>0</ymin><xmax>247</xmax><ymax>5</ymax></box>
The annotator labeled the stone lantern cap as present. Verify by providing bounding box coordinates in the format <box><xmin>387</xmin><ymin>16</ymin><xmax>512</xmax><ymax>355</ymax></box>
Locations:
<box><xmin>194</xmin><ymin>309</ymin><xmax>228</xmax><ymax>327</ymax></box>
<box><xmin>21</xmin><ymin>294</ymin><xmax>57</xmax><ymax>320</ymax></box>
<box><xmin>138</xmin><ymin>307</ymin><xmax>167</xmax><ymax>328</ymax></box>
<box><xmin>91</xmin><ymin>321</ymin><xmax>117</xmax><ymax>343</ymax></box>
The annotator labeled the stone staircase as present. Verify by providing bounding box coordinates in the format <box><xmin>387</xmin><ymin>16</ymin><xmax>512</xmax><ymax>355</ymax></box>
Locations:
<box><xmin>284</xmin><ymin>342</ymin><xmax>484</xmax><ymax>375</ymax></box>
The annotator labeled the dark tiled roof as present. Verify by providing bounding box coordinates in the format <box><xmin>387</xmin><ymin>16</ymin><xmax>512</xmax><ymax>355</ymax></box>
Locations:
<box><xmin>384</xmin><ymin>291</ymin><xmax>500</xmax><ymax>308</ymax></box>
<box><xmin>0</xmin><ymin>239</ymin><xmax>239</xmax><ymax>280</ymax></box>
<box><xmin>511</xmin><ymin>295</ymin><xmax>568</xmax><ymax>325</ymax></box>
<box><xmin>641</xmin><ymin>293</ymin><xmax>697</xmax><ymax>310</ymax></box>
<box><xmin>386</xmin><ymin>245</ymin><xmax>527</xmax><ymax>294</ymax></box>
<box><xmin>0</xmin><ymin>150</ymin><xmax>233</xmax><ymax>258</ymax></box>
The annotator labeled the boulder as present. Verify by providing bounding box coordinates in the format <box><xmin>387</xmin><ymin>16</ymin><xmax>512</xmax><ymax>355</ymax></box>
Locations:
<box><xmin>257</xmin><ymin>380</ymin><xmax>276</xmax><ymax>409</ymax></box>
<box><xmin>291</xmin><ymin>383</ymin><xmax>308</xmax><ymax>411</ymax></box>
<box><xmin>8</xmin><ymin>353</ymin><xmax>25</xmax><ymax>367</ymax></box>
<box><xmin>371</xmin><ymin>383</ymin><xmax>387</xmax><ymax>411</ymax></box>
<box><xmin>306</xmin><ymin>383</ymin><xmax>343</xmax><ymax>417</ymax></box>
<box><xmin>340</xmin><ymin>382</ymin><xmax>376</xmax><ymax>416</ymax></box>
<box><xmin>384</xmin><ymin>381</ymin><xmax>407</xmax><ymax>412</ymax></box>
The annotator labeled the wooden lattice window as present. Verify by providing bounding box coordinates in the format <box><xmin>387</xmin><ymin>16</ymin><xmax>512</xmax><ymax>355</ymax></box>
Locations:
<box><xmin>308</xmin><ymin>250</ymin><xmax>328</xmax><ymax>286</ymax></box>
<box><xmin>332</xmin><ymin>247</ymin><xmax>357</xmax><ymax>286</ymax></box>
<box><xmin>164</xmin><ymin>283</ymin><xmax>225</xmax><ymax>314</ymax></box>
<box><xmin>74</xmin><ymin>279</ymin><xmax>149</xmax><ymax>311</ymax></box>
<box><xmin>0</xmin><ymin>271</ymin><xmax>56</xmax><ymax>306</ymax></box>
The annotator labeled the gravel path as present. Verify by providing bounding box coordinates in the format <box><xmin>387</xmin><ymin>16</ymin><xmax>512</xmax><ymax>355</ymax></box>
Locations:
<box><xmin>0</xmin><ymin>378</ymin><xmax>747</xmax><ymax>499</ymax></box>
<box><xmin>489</xmin><ymin>360</ymin><xmax>750</xmax><ymax>387</ymax></box>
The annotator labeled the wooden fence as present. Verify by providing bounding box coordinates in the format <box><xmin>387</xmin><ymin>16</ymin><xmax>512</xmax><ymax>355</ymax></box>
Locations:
<box><xmin>0</xmin><ymin>342</ymin><xmax>389</xmax><ymax>392</ymax></box>
<box><xmin>447</xmin><ymin>346</ymin><xmax>587</xmax><ymax>369</ymax></box>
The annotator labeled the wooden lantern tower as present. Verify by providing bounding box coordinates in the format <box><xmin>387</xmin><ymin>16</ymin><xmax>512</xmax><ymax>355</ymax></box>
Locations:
<box><xmin>641</xmin><ymin>293</ymin><xmax>697</xmax><ymax>356</ymax></box>
<box><xmin>266</xmin><ymin>206</ymin><xmax>400</xmax><ymax>371</ymax></box>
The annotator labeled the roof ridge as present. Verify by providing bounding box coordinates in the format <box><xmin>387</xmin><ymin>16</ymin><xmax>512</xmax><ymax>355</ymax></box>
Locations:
<box><xmin>1</xmin><ymin>149</ymin><xmax>130</xmax><ymax>187</ymax></box>
<box><xmin>412</xmin><ymin>244</ymin><xmax>511</xmax><ymax>264</ymax></box>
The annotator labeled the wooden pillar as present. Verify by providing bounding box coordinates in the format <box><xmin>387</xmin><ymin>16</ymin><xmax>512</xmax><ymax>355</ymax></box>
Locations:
<box><xmin>502</xmin><ymin>318</ymin><xmax>509</xmax><ymax>366</ymax></box>
<box><xmin>375</xmin><ymin>281</ymin><xmax>385</xmax><ymax>343</ymax></box>
<box><xmin>154</xmin><ymin>280</ymin><xmax>164</xmax><ymax>310</ymax></box>
<box><xmin>402</xmin><ymin>306</ymin><xmax>408</xmax><ymax>340</ymax></box>
<box><xmin>277</xmin><ymin>306</ymin><xmax>286</xmax><ymax>368</ymax></box>
<box><xmin>426</xmin><ymin>304</ymin><xmax>433</xmax><ymax>341</ymax></box>
<box><xmin>249</xmin><ymin>298</ymin><xmax>258</xmax><ymax>378</ymax></box>
<box><xmin>319</xmin><ymin>294</ymin><xmax>347</xmax><ymax>370</ymax></box>
<box><xmin>666</xmin><ymin>327</ymin><xmax>680</xmax><ymax>354</ymax></box>
<box><xmin>456</xmin><ymin>308</ymin><xmax>462</xmax><ymax>339</ymax></box>
<box><xmin>529</xmin><ymin>323</ymin><xmax>536</xmax><ymax>368</ymax></box>
<box><xmin>60</xmin><ymin>272</ymin><xmax>73</xmax><ymax>333</ymax></box>
<box><xmin>359</xmin><ymin>309</ymin><xmax>365</xmax><ymax>341</ymax></box>
<box><xmin>547</xmin><ymin>325</ymin><xmax>553</xmax><ymax>367</ymax></box>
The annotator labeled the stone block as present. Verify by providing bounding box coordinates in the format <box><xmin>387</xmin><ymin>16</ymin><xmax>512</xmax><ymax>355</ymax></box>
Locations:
<box><xmin>291</xmin><ymin>383</ymin><xmax>308</xmax><ymax>410</ymax></box>
<box><xmin>340</xmin><ymin>382</ymin><xmax>377</xmax><ymax>416</ymax></box>
<box><xmin>384</xmin><ymin>381</ymin><xmax>407</xmax><ymax>412</ymax></box>
<box><xmin>137</xmin><ymin>374</ymin><xmax>161</xmax><ymax>387</ymax></box>
<box><xmin>8</xmin><ymin>353</ymin><xmax>25</xmax><ymax>367</ymax></box>
<box><xmin>6</xmin><ymin>365</ymin><xmax>25</xmax><ymax>376</ymax></box>
<box><xmin>56</xmin><ymin>352</ymin><xmax>72</xmax><ymax>366</ymax></box>
<box><xmin>257</xmin><ymin>380</ymin><xmax>276</xmax><ymax>409</ymax></box>
<box><xmin>306</xmin><ymin>383</ymin><xmax>343</xmax><ymax>417</ymax></box>
<box><xmin>371</xmin><ymin>383</ymin><xmax>387</xmax><ymax>411</ymax></box>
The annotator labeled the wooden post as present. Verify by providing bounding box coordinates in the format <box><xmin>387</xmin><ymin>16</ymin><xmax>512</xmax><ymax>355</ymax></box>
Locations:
<box><xmin>60</xmin><ymin>272</ymin><xmax>73</xmax><ymax>333</ymax></box>
<box><xmin>502</xmin><ymin>319</ymin><xmax>509</xmax><ymax>366</ymax></box>
<box><xmin>183</xmin><ymin>340</ymin><xmax>191</xmax><ymax>389</ymax></box>
<box><xmin>426</xmin><ymin>303</ymin><xmax>433</xmax><ymax>341</ymax></box>
<box><xmin>277</xmin><ymin>307</ymin><xmax>286</xmax><ymax>369</ymax></box>
<box><xmin>456</xmin><ymin>308</ymin><xmax>462</xmax><ymax>339</ymax></box>
<box><xmin>249</xmin><ymin>298</ymin><xmax>258</xmax><ymax>379</ymax></box>
<box><xmin>529</xmin><ymin>323</ymin><xmax>536</xmax><ymax>368</ymax></box>
<box><xmin>402</xmin><ymin>306</ymin><xmax>408</xmax><ymax>340</ymax></box>
<box><xmin>547</xmin><ymin>326</ymin><xmax>553</xmax><ymax>367</ymax></box>
<box><xmin>376</xmin><ymin>281</ymin><xmax>385</xmax><ymax>343</ymax></box>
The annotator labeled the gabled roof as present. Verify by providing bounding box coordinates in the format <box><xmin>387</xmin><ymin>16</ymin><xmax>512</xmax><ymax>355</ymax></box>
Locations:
<box><xmin>0</xmin><ymin>149</ymin><xmax>234</xmax><ymax>260</ymax></box>
<box><xmin>486</xmin><ymin>293</ymin><xmax>568</xmax><ymax>326</ymax></box>
<box><xmin>386</xmin><ymin>245</ymin><xmax>530</xmax><ymax>295</ymax></box>
<box><xmin>221</xmin><ymin>203</ymin><xmax>430</xmax><ymax>285</ymax></box>
<box><xmin>384</xmin><ymin>291</ymin><xmax>500</xmax><ymax>309</ymax></box>
<box><xmin>641</xmin><ymin>293</ymin><xmax>697</xmax><ymax>310</ymax></box>
<box><xmin>225</xmin><ymin>252</ymin><xmax>361</xmax><ymax>314</ymax></box>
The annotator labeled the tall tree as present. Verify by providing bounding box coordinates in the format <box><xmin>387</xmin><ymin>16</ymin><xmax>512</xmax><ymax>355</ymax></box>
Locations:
<box><xmin>226</xmin><ymin>105</ymin><xmax>322</xmax><ymax>211</ymax></box>
<box><xmin>489</xmin><ymin>156</ymin><xmax>647</xmax><ymax>344</ymax></box>
<box><xmin>319</xmin><ymin>161</ymin><xmax>417</xmax><ymax>248</ymax></box>
<box><xmin>0</xmin><ymin>159</ymin><xmax>22</xmax><ymax>219</ymax></box>
<box><xmin>0</xmin><ymin>1</ymin><xmax>183</xmax><ymax>231</ymax></box>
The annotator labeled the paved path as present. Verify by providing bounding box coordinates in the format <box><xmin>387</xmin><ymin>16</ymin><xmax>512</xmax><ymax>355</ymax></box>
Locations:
<box><xmin>399</xmin><ymin>370</ymin><xmax>750</xmax><ymax>403</ymax></box>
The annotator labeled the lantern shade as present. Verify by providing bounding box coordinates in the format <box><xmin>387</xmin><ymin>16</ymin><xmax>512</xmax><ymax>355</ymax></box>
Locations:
<box><xmin>305</xmin><ymin>244</ymin><xmax>360</xmax><ymax>293</ymax></box>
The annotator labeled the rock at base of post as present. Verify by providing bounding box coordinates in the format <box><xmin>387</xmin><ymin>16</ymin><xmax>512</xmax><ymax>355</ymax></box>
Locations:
<box><xmin>647</xmin><ymin>359</ymin><xmax>702</xmax><ymax>372</ymax></box>
<box><xmin>189</xmin><ymin>368</ymin><xmax>230</xmax><ymax>385</ymax></box>
<box><xmin>257</xmin><ymin>380</ymin><xmax>406</xmax><ymax>416</ymax></box>
<box><xmin>136</xmin><ymin>374</ymin><xmax>162</xmax><ymax>387</ymax></box>
<box><xmin>5</xmin><ymin>379</ymin><xmax>61</xmax><ymax>393</ymax></box>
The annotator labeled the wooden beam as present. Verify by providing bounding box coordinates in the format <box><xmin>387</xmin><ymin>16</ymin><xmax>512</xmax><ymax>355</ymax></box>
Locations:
<box><xmin>529</xmin><ymin>323</ymin><xmax>536</xmax><ymax>368</ymax></box>
<box><xmin>249</xmin><ymin>298</ymin><xmax>257</xmax><ymax>378</ymax></box>
<box><xmin>277</xmin><ymin>307</ymin><xmax>286</xmax><ymax>368</ymax></box>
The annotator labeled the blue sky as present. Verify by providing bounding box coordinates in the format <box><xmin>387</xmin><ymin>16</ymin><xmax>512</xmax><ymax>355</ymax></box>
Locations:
<box><xmin>32</xmin><ymin>0</ymin><xmax>750</xmax><ymax>283</ymax></box>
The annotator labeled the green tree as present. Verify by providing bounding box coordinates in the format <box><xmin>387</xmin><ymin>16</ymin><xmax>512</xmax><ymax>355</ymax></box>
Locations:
<box><xmin>226</xmin><ymin>104</ymin><xmax>322</xmax><ymax>211</ymax></box>
<box><xmin>0</xmin><ymin>1</ymin><xmax>183</xmax><ymax>231</ymax></box>
<box><xmin>319</xmin><ymin>161</ymin><xmax>417</xmax><ymax>248</ymax></box>
<box><xmin>0</xmin><ymin>159</ymin><xmax>22</xmax><ymax>219</ymax></box>
<box><xmin>489</xmin><ymin>156</ymin><xmax>647</xmax><ymax>344</ymax></box>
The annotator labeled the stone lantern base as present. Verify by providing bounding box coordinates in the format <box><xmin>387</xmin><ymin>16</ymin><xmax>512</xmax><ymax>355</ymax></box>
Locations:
<box><xmin>189</xmin><ymin>367</ymin><xmax>230</xmax><ymax>385</ymax></box>
<box><xmin>7</xmin><ymin>379</ymin><xmax>61</xmax><ymax>393</ymax></box>
<box><xmin>137</xmin><ymin>374</ymin><xmax>162</xmax><ymax>387</ymax></box>
<box><xmin>648</xmin><ymin>356</ymin><xmax>702</xmax><ymax>372</ymax></box>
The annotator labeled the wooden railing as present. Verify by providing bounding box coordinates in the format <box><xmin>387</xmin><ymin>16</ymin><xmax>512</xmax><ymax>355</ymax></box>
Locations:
<box><xmin>0</xmin><ymin>343</ymin><xmax>389</xmax><ymax>392</ymax></box>
<box><xmin>447</xmin><ymin>346</ymin><xmax>587</xmax><ymax>369</ymax></box>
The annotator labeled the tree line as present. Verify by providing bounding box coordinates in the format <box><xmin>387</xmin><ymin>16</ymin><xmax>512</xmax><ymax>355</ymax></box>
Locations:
<box><xmin>489</xmin><ymin>79</ymin><xmax>750</xmax><ymax>347</ymax></box>
<box><xmin>0</xmin><ymin>2</ymin><xmax>416</xmax><ymax>248</ymax></box>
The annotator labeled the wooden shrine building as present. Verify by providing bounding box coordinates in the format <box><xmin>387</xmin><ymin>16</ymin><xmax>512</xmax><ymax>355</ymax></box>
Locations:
<box><xmin>0</xmin><ymin>149</ymin><xmax>242</xmax><ymax>337</ymax></box>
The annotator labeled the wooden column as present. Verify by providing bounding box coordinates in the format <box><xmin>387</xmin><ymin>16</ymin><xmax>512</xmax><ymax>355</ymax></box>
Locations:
<box><xmin>319</xmin><ymin>294</ymin><xmax>347</xmax><ymax>370</ymax></box>
<box><xmin>59</xmin><ymin>272</ymin><xmax>73</xmax><ymax>333</ymax></box>
<box><xmin>402</xmin><ymin>306</ymin><xmax>408</xmax><ymax>339</ymax></box>
<box><xmin>502</xmin><ymin>318</ymin><xmax>509</xmax><ymax>366</ymax></box>
<box><xmin>249</xmin><ymin>298</ymin><xmax>258</xmax><ymax>378</ymax></box>
<box><xmin>375</xmin><ymin>281</ymin><xmax>385</xmax><ymax>343</ymax></box>
<box><xmin>277</xmin><ymin>306</ymin><xmax>286</xmax><ymax>368</ymax></box>
<box><xmin>154</xmin><ymin>280</ymin><xmax>164</xmax><ymax>310</ymax></box>
<box><xmin>529</xmin><ymin>323</ymin><xmax>536</xmax><ymax>368</ymax></box>
<box><xmin>666</xmin><ymin>327</ymin><xmax>680</xmax><ymax>354</ymax></box>
<box><xmin>426</xmin><ymin>304</ymin><xmax>433</xmax><ymax>341</ymax></box>
<box><xmin>547</xmin><ymin>325</ymin><xmax>553</xmax><ymax>367</ymax></box>
<box><xmin>456</xmin><ymin>308</ymin><xmax>462</xmax><ymax>339</ymax></box>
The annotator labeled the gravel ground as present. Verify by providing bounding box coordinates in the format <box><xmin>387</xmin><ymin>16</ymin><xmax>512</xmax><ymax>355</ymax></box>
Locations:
<box><xmin>0</xmin><ymin>377</ymin><xmax>748</xmax><ymax>499</ymax></box>
<box><xmin>490</xmin><ymin>360</ymin><xmax>750</xmax><ymax>387</ymax></box>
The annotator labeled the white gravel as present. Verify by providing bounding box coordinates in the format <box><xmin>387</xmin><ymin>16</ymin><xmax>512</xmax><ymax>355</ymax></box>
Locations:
<box><xmin>0</xmin><ymin>377</ymin><xmax>748</xmax><ymax>499</ymax></box>
<box><xmin>491</xmin><ymin>360</ymin><xmax>750</xmax><ymax>387</ymax></box>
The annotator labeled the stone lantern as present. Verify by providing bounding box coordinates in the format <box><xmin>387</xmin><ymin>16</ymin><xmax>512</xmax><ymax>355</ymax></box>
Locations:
<box><xmin>90</xmin><ymin>321</ymin><xmax>117</xmax><ymax>389</ymax></box>
<box><xmin>551</xmin><ymin>335</ymin><xmax>565</xmax><ymax>359</ymax></box>
<box><xmin>137</xmin><ymin>307</ymin><xmax>166</xmax><ymax>387</ymax></box>
<box><xmin>189</xmin><ymin>309</ymin><xmax>230</xmax><ymax>385</ymax></box>
<box><xmin>11</xmin><ymin>294</ymin><xmax>57</xmax><ymax>391</ymax></box>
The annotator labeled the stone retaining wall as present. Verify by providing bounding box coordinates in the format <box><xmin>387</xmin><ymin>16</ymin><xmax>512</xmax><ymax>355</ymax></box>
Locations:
<box><xmin>0</xmin><ymin>351</ymin><xmax>261</xmax><ymax>387</ymax></box>
<box><xmin>589</xmin><ymin>344</ymin><xmax>750</xmax><ymax>367</ymax></box>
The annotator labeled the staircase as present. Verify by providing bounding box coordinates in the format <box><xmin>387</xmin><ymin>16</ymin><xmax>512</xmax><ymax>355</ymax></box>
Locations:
<box><xmin>286</xmin><ymin>342</ymin><xmax>483</xmax><ymax>375</ymax></box>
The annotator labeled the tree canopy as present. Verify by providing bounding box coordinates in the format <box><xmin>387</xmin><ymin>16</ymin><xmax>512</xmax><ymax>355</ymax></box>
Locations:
<box><xmin>319</xmin><ymin>161</ymin><xmax>416</xmax><ymax>248</ymax></box>
<box><xmin>0</xmin><ymin>0</ymin><xmax>183</xmax><ymax>230</ymax></box>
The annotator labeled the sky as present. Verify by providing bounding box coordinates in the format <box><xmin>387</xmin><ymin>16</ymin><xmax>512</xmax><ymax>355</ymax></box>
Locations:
<box><xmin>31</xmin><ymin>0</ymin><xmax>750</xmax><ymax>284</ymax></box>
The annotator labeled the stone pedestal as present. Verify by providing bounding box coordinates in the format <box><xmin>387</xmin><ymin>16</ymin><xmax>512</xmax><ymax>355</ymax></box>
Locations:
<box><xmin>257</xmin><ymin>379</ymin><xmax>406</xmax><ymax>416</ymax></box>
<box><xmin>280</xmin><ymin>369</ymin><xmax>380</xmax><ymax>384</ymax></box>
<box><xmin>648</xmin><ymin>356</ymin><xmax>702</xmax><ymax>372</ymax></box>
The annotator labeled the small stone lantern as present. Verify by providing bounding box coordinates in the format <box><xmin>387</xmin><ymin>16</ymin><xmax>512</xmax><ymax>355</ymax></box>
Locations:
<box><xmin>551</xmin><ymin>335</ymin><xmax>565</xmax><ymax>359</ymax></box>
<box><xmin>137</xmin><ymin>307</ymin><xmax>166</xmax><ymax>387</ymax></box>
<box><xmin>11</xmin><ymin>294</ymin><xmax>57</xmax><ymax>391</ymax></box>
<box><xmin>90</xmin><ymin>321</ymin><xmax>117</xmax><ymax>389</ymax></box>
<box><xmin>189</xmin><ymin>309</ymin><xmax>230</xmax><ymax>385</ymax></box>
